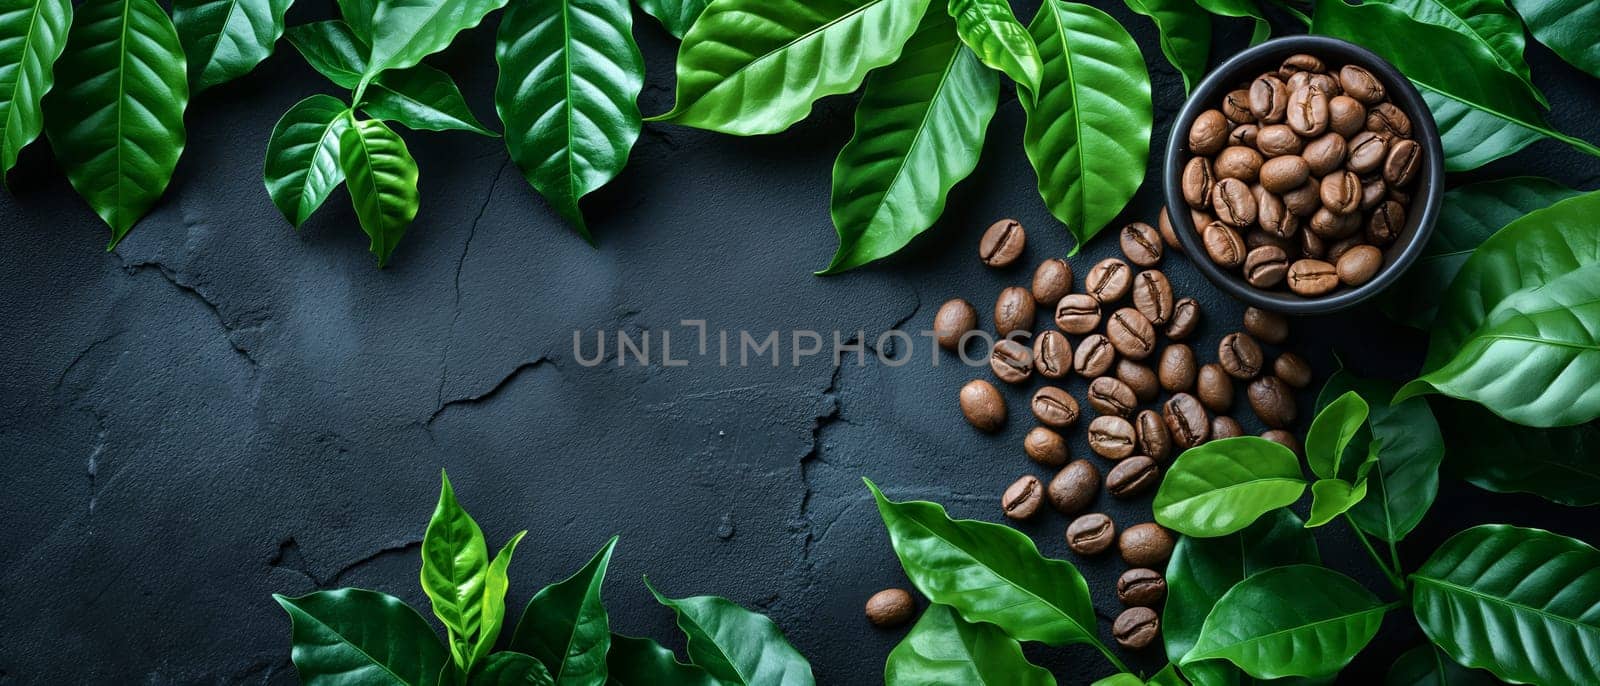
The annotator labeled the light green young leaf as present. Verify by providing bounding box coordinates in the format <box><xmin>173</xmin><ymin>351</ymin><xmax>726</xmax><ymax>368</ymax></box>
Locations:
<box><xmin>1305</xmin><ymin>478</ymin><xmax>1368</xmax><ymax>528</ymax></box>
<box><xmin>339</xmin><ymin>116</ymin><xmax>420</xmax><ymax>266</ymax></box>
<box><xmin>420</xmin><ymin>470</ymin><xmax>490</xmax><ymax>664</ymax></box>
<box><xmin>634</xmin><ymin>0</ymin><xmax>709</xmax><ymax>38</ymax></box>
<box><xmin>605</xmin><ymin>634</ymin><xmax>720</xmax><ymax>686</ymax></box>
<box><xmin>470</xmin><ymin>531</ymin><xmax>527</xmax><ymax>667</ymax></box>
<box><xmin>263</xmin><ymin>94</ymin><xmax>350</xmax><ymax>227</ymax></box>
<box><xmin>1316</xmin><ymin>371</ymin><xmax>1444</xmax><ymax>543</ymax></box>
<box><xmin>364</xmin><ymin>0</ymin><xmax>509</xmax><ymax>77</ymax></box>
<box><xmin>1122</xmin><ymin>0</ymin><xmax>1210</xmax><ymax>93</ymax></box>
<box><xmin>1022</xmin><ymin>0</ymin><xmax>1151</xmax><ymax>255</ymax></box>
<box><xmin>1187</xmin><ymin>565</ymin><xmax>1389</xmax><ymax>679</ymax></box>
<box><xmin>0</xmin><ymin>0</ymin><xmax>71</xmax><ymax>177</ymax></box>
<box><xmin>275</xmin><ymin>589</ymin><xmax>448</xmax><ymax>686</ymax></box>
<box><xmin>647</xmin><ymin>580</ymin><xmax>816</xmax><ymax>686</ymax></box>
<box><xmin>821</xmin><ymin>5</ymin><xmax>998</xmax><ymax>274</ymax></box>
<box><xmin>172</xmin><ymin>0</ymin><xmax>293</xmax><ymax>91</ymax></box>
<box><xmin>1305</xmin><ymin>391</ymin><xmax>1369</xmax><ymax>481</ymax></box>
<box><xmin>508</xmin><ymin>536</ymin><xmax>617</xmax><ymax>686</ymax></box>
<box><xmin>1508</xmin><ymin>0</ymin><xmax>1600</xmax><ymax>80</ymax></box>
<box><xmin>947</xmin><ymin>0</ymin><xmax>1043</xmax><ymax>93</ymax></box>
<box><xmin>1153</xmin><ymin>437</ymin><xmax>1307</xmax><ymax>538</ymax></box>
<box><xmin>885</xmin><ymin>604</ymin><xmax>1055</xmax><ymax>685</ymax></box>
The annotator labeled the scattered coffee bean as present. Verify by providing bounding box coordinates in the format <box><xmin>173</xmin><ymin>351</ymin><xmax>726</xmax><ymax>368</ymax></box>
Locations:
<box><xmin>1158</xmin><ymin>344</ymin><xmax>1197</xmax><ymax>393</ymax></box>
<box><xmin>1106</xmin><ymin>308</ymin><xmax>1157</xmax><ymax>360</ymax></box>
<box><xmin>959</xmin><ymin>380</ymin><xmax>1005</xmax><ymax>432</ymax></box>
<box><xmin>1219</xmin><ymin>332</ymin><xmax>1264</xmax><ymax>379</ymax></box>
<box><xmin>1031</xmin><ymin>258</ymin><xmax>1073</xmax><ymax>306</ymax></box>
<box><xmin>1164</xmin><ymin>393</ymin><xmax>1211</xmax><ymax>450</ymax></box>
<box><xmin>1196</xmin><ymin>363</ymin><xmax>1234</xmax><ymax>413</ymax></box>
<box><xmin>1117</xmin><ymin>360</ymin><xmax>1160</xmax><ymax>403</ymax></box>
<box><xmin>979</xmin><ymin>219</ymin><xmax>1026</xmax><ymax>267</ymax></box>
<box><xmin>865</xmin><ymin>588</ymin><xmax>915</xmax><ymax>628</ymax></box>
<box><xmin>933</xmin><ymin>299</ymin><xmax>977</xmax><ymax>351</ymax></box>
<box><xmin>1211</xmin><ymin>415</ymin><xmax>1244</xmax><ymax>440</ymax></box>
<box><xmin>1055</xmin><ymin>293</ymin><xmax>1102</xmax><ymax>334</ymax></box>
<box><xmin>1274</xmin><ymin>352</ymin><xmax>1312</xmax><ymax>388</ymax></box>
<box><xmin>1117</xmin><ymin>568</ymin><xmax>1167</xmax><ymax>607</ymax></box>
<box><xmin>1262</xmin><ymin>429</ymin><xmax>1302</xmax><ymax>456</ymax></box>
<box><xmin>1066</xmin><ymin>513</ymin><xmax>1117</xmax><ymax>555</ymax></box>
<box><xmin>1048</xmin><ymin>460</ymin><xmax>1100</xmax><ymax>514</ymax></box>
<box><xmin>1085</xmin><ymin>258</ymin><xmax>1132</xmax><ymax>303</ymax></box>
<box><xmin>1002</xmin><ymin>475</ymin><xmax>1044</xmax><ymax>520</ymax></box>
<box><xmin>1033</xmin><ymin>330</ymin><xmax>1072</xmax><ymax>380</ymax></box>
<box><xmin>1031</xmin><ymin>386</ymin><xmax>1080</xmax><ymax>428</ymax></box>
<box><xmin>990</xmin><ymin>339</ymin><xmax>1034</xmax><ymax>384</ymax></box>
<box><xmin>1088</xmin><ymin>376</ymin><xmax>1139</xmax><ymax>418</ymax></box>
<box><xmin>1121</xmin><ymin>222</ymin><xmax>1165</xmax><ymax>267</ymax></box>
<box><xmin>1088</xmin><ymin>415</ymin><xmax>1137</xmax><ymax>459</ymax></box>
<box><xmin>1025</xmin><ymin>426</ymin><xmax>1070</xmax><ymax>467</ymax></box>
<box><xmin>1243</xmin><ymin>307</ymin><xmax>1288</xmax><ymax>344</ymax></box>
<box><xmin>1114</xmin><ymin>607</ymin><xmax>1160</xmax><ymax>650</ymax></box>
<box><xmin>1132</xmin><ymin>271</ymin><xmax>1175</xmax><ymax>325</ymax></box>
<box><xmin>994</xmin><ymin>286</ymin><xmax>1035</xmax><ymax>337</ymax></box>
<box><xmin>1137</xmin><ymin>409</ymin><xmax>1172</xmax><ymax>460</ymax></box>
<box><xmin>1107</xmin><ymin>456</ymin><xmax>1160</xmax><ymax>498</ymax></box>
<box><xmin>1248</xmin><ymin>375</ymin><xmax>1298</xmax><ymax>428</ymax></box>
<box><xmin>1074</xmin><ymin>334</ymin><xmax>1116</xmax><ymax>377</ymax></box>
<box><xmin>1287</xmin><ymin>258</ymin><xmax>1340</xmax><ymax>296</ymax></box>
<box><xmin>1165</xmin><ymin>298</ymin><xmax>1201</xmax><ymax>340</ymax></box>
<box><xmin>1120</xmin><ymin>523</ymin><xmax>1175</xmax><ymax>567</ymax></box>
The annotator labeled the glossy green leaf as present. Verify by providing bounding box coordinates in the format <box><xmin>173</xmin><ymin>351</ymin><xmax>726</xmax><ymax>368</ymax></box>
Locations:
<box><xmin>275</xmin><ymin>589</ymin><xmax>448</xmax><ymax>686</ymax></box>
<box><xmin>421</xmin><ymin>470</ymin><xmax>490</xmax><ymax>663</ymax></box>
<box><xmin>1372</xmin><ymin>0</ymin><xmax>1542</xmax><ymax>105</ymax></box>
<box><xmin>509</xmin><ymin>536</ymin><xmax>617</xmax><ymax>686</ymax></box>
<box><xmin>474</xmin><ymin>651</ymin><xmax>557</xmax><ymax>686</ymax></box>
<box><xmin>471</xmin><ymin>531</ymin><xmax>527</xmax><ymax>667</ymax></box>
<box><xmin>264</xmin><ymin>94</ymin><xmax>349</xmax><ymax>227</ymax></box>
<box><xmin>1384</xmin><ymin>644</ymin><xmax>1499</xmax><ymax>686</ymax></box>
<box><xmin>1154</xmin><ymin>437</ymin><xmax>1307</xmax><ymax>538</ymax></box>
<box><xmin>820</xmin><ymin>7</ymin><xmax>998</xmax><ymax>274</ymax></box>
<box><xmin>866</xmin><ymin>479</ymin><xmax>1097</xmax><ymax>647</ymax></box>
<box><xmin>1305</xmin><ymin>478</ymin><xmax>1367</xmax><ymax>528</ymax></box>
<box><xmin>1188</xmin><ymin>565</ymin><xmax>1389</xmax><ymax>679</ymax></box>
<box><xmin>1437</xmin><ymin>399</ymin><xmax>1600</xmax><ymax>507</ymax></box>
<box><xmin>650</xmin><ymin>0</ymin><xmax>931</xmax><ymax>135</ymax></box>
<box><xmin>172</xmin><ymin>0</ymin><xmax>292</xmax><ymax>91</ymax></box>
<box><xmin>1196</xmin><ymin>0</ymin><xmax>1268</xmax><ymax>44</ymax></box>
<box><xmin>948</xmin><ymin>0</ymin><xmax>1042</xmax><ymax>93</ymax></box>
<box><xmin>287</xmin><ymin>20</ymin><xmax>366</xmax><ymax>88</ymax></box>
<box><xmin>44</xmin><ymin>0</ymin><xmax>188</xmax><ymax>247</ymax></box>
<box><xmin>366</xmin><ymin>65</ymin><xmax>494</xmax><ymax>136</ymax></box>
<box><xmin>1165</xmin><ymin>510</ymin><xmax>1321</xmax><ymax>684</ymax></box>
<box><xmin>646</xmin><ymin>581</ymin><xmax>815</xmax><ymax>686</ymax></box>
<box><xmin>1305</xmin><ymin>391</ymin><xmax>1368</xmax><ymax>481</ymax></box>
<box><xmin>1509</xmin><ymin>0</ymin><xmax>1600</xmax><ymax>79</ymax></box>
<box><xmin>1145</xmin><ymin>665</ymin><xmax>1186</xmax><ymax>686</ymax></box>
<box><xmin>1411</xmin><ymin>524</ymin><xmax>1600</xmax><ymax>686</ymax></box>
<box><xmin>634</xmin><ymin>0</ymin><xmax>708</xmax><ymax>38</ymax></box>
<box><xmin>1122</xmin><ymin>0</ymin><xmax>1210</xmax><ymax>93</ymax></box>
<box><xmin>1385</xmin><ymin>177</ymin><xmax>1581</xmax><ymax>329</ymax></box>
<box><xmin>884</xmin><ymin>603</ymin><xmax>1055</xmax><ymax>686</ymax></box>
<box><xmin>1317</xmin><ymin>371</ymin><xmax>1443</xmax><ymax>542</ymax></box>
<box><xmin>1312</xmin><ymin>1</ymin><xmax>1600</xmax><ymax>163</ymax></box>
<box><xmin>1022</xmin><ymin>0</ymin><xmax>1151</xmax><ymax>255</ymax></box>
<box><xmin>495</xmin><ymin>0</ymin><xmax>643</xmax><ymax>239</ymax></box>
<box><xmin>364</xmin><ymin>0</ymin><xmax>508</xmax><ymax>77</ymax></box>
<box><xmin>339</xmin><ymin>116</ymin><xmax>419</xmax><ymax>266</ymax></box>
<box><xmin>0</xmin><ymin>0</ymin><xmax>71</xmax><ymax>177</ymax></box>
<box><xmin>1422</xmin><ymin>88</ymin><xmax>1541</xmax><ymax>171</ymax></box>
<box><xmin>338</xmin><ymin>0</ymin><xmax>377</xmax><ymax>40</ymax></box>
<box><xmin>604</xmin><ymin>634</ymin><xmax>720</xmax><ymax>686</ymax></box>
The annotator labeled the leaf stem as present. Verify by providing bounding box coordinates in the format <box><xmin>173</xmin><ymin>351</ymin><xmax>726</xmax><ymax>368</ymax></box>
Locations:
<box><xmin>1387</xmin><ymin>536</ymin><xmax>1404</xmax><ymax>578</ymax></box>
<box><xmin>1346</xmin><ymin>515</ymin><xmax>1404</xmax><ymax>593</ymax></box>
<box><xmin>1092</xmin><ymin>639</ymin><xmax>1131</xmax><ymax>674</ymax></box>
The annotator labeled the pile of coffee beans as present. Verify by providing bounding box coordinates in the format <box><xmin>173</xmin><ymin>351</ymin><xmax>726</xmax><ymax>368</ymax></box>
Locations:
<box><xmin>1181</xmin><ymin>53</ymin><xmax>1422</xmax><ymax>296</ymax></box>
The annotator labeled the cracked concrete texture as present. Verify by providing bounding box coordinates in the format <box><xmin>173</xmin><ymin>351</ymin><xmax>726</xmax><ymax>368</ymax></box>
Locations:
<box><xmin>4</xmin><ymin>1</ymin><xmax>1600</xmax><ymax>684</ymax></box>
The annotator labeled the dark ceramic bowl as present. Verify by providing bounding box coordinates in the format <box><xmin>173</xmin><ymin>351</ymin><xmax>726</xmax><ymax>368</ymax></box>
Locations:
<box><xmin>1163</xmin><ymin>35</ymin><xmax>1444</xmax><ymax>315</ymax></box>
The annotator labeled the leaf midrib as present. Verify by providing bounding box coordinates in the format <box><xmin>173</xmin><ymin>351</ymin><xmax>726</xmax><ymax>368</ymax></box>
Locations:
<box><xmin>2</xmin><ymin>0</ymin><xmax>49</xmax><ymax>151</ymax></box>
<box><xmin>692</xmin><ymin>0</ymin><xmax>888</xmax><ymax>108</ymax></box>
<box><xmin>1413</xmin><ymin>575</ymin><xmax>1600</xmax><ymax>632</ymax></box>
<box><xmin>1166</xmin><ymin>475</ymin><xmax>1303</xmax><ymax>510</ymax></box>
<box><xmin>862</xmin><ymin>39</ymin><xmax>964</xmax><ymax>234</ymax></box>
<box><xmin>1190</xmin><ymin>603</ymin><xmax>1388</xmax><ymax>662</ymax></box>
<box><xmin>1043</xmin><ymin>0</ymin><xmax>1087</xmax><ymax>235</ymax></box>
<box><xmin>1413</xmin><ymin>0</ymin><xmax>1540</xmax><ymax>101</ymax></box>
<box><xmin>293</xmin><ymin>601</ymin><xmax>411</xmax><ymax>685</ymax></box>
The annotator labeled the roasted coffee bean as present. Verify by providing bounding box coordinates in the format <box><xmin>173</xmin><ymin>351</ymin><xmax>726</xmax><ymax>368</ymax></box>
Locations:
<box><xmin>1274</xmin><ymin>352</ymin><xmax>1312</xmax><ymax>388</ymax></box>
<box><xmin>1033</xmin><ymin>330</ymin><xmax>1072</xmax><ymax>380</ymax></box>
<box><xmin>1219</xmin><ymin>332</ymin><xmax>1264</xmax><ymax>379</ymax></box>
<box><xmin>1286</xmin><ymin>70</ymin><xmax>1312</xmax><ymax>93</ymax></box>
<box><xmin>1223</xmin><ymin>89</ymin><xmax>1253</xmax><ymax>124</ymax></box>
<box><xmin>1360</xmin><ymin>176</ymin><xmax>1388</xmax><ymax>211</ymax></box>
<box><xmin>1258</xmin><ymin>194</ymin><xmax>1299</xmax><ymax>238</ymax></box>
<box><xmin>1347</xmin><ymin>131</ymin><xmax>1387</xmax><ymax>174</ymax></box>
<box><xmin>1244</xmin><ymin>245</ymin><xmax>1290</xmax><ymax>288</ymax></box>
<box><xmin>933</xmin><ymin>299</ymin><xmax>977</xmax><ymax>350</ymax></box>
<box><xmin>1189</xmin><ymin>109</ymin><xmax>1230</xmax><ymax>155</ymax></box>
<box><xmin>1389</xmin><ymin>186</ymin><xmax>1412</xmax><ymax>205</ymax></box>
<box><xmin>1367</xmin><ymin>102</ymin><xmax>1412</xmax><ymax>138</ymax></box>
<box><xmin>990</xmin><ymin>338</ymin><xmax>1034</xmax><ymax>384</ymax></box>
<box><xmin>1197</xmin><ymin>363</ymin><xmax>1234</xmax><ymax>412</ymax></box>
<box><xmin>1250</xmin><ymin>74</ymin><xmax>1289</xmax><ymax>123</ymax></box>
<box><xmin>1121</xmin><ymin>222</ymin><xmax>1164</xmax><ymax>267</ymax></box>
<box><xmin>1120</xmin><ymin>523</ymin><xmax>1175</xmax><ymax>567</ymax></box>
<box><xmin>1340</xmin><ymin>64</ymin><xmax>1385</xmax><ymax>104</ymax></box>
<box><xmin>1328</xmin><ymin>95</ymin><xmax>1366</xmax><ymax>137</ymax></box>
<box><xmin>1243</xmin><ymin>306</ymin><xmax>1288</xmax><ymax>344</ymax></box>
<box><xmin>1262</xmin><ymin>429</ymin><xmax>1302</xmax><ymax>457</ymax></box>
<box><xmin>1158</xmin><ymin>344</ymin><xmax>1197</xmax><ymax>393</ymax></box>
<box><xmin>1307</xmin><ymin>71</ymin><xmax>1342</xmax><ymax>96</ymax></box>
<box><xmin>1132</xmin><ymin>271</ymin><xmax>1175</xmax><ymax>325</ymax></box>
<box><xmin>1301</xmin><ymin>226</ymin><xmax>1329</xmax><ymax>259</ymax></box>
<box><xmin>1328</xmin><ymin>234</ymin><xmax>1364</xmax><ymax>263</ymax></box>
<box><xmin>1367</xmin><ymin>200</ymin><xmax>1404</xmax><ymax>246</ymax></box>
<box><xmin>1031</xmin><ymin>258</ymin><xmax>1073</xmax><ymax>306</ymax></box>
<box><xmin>1165</xmin><ymin>298</ymin><xmax>1201</xmax><ymax>340</ymax></box>
<box><xmin>1215</xmin><ymin>146</ymin><xmax>1263</xmax><ymax>182</ymax></box>
<box><xmin>1055</xmin><ymin>294</ymin><xmax>1102</xmax><ymax>334</ymax></box>
<box><xmin>994</xmin><ymin>286</ymin><xmax>1036</xmax><ymax>337</ymax></box>
<box><xmin>1338</xmin><ymin>244</ymin><xmax>1384</xmax><ymax>286</ymax></box>
<box><xmin>1085</xmin><ymin>258</ymin><xmax>1132</xmax><ymax>303</ymax></box>
<box><xmin>1284</xmin><ymin>177</ymin><xmax>1322</xmax><ymax>216</ymax></box>
<box><xmin>1228</xmin><ymin>123</ymin><xmax>1259</xmax><ymax>147</ymax></box>
<box><xmin>1066</xmin><ymin>513</ymin><xmax>1116</xmax><ymax>555</ymax></box>
<box><xmin>1385</xmin><ymin>138</ymin><xmax>1420</xmax><ymax>187</ymax></box>
<box><xmin>1280</xmin><ymin>53</ymin><xmax>1325</xmax><ymax>77</ymax></box>
<box><xmin>1312</xmin><ymin>206</ymin><xmax>1361</xmax><ymax>239</ymax></box>
<box><xmin>1182</xmin><ymin>157</ymin><xmax>1214</xmax><ymax>209</ymax></box>
<box><xmin>1260</xmin><ymin>155</ymin><xmax>1310</xmax><ymax>194</ymax></box>
<box><xmin>1247</xmin><ymin>229</ymin><xmax>1295</xmax><ymax>252</ymax></box>
<box><xmin>1088</xmin><ymin>415</ymin><xmax>1138</xmax><ymax>459</ymax></box>
<box><xmin>1164</xmin><ymin>393</ymin><xmax>1210</xmax><ymax>450</ymax></box>
<box><xmin>1025</xmin><ymin>426</ymin><xmax>1070</xmax><ymax>467</ymax></box>
<box><xmin>1320</xmin><ymin>170</ymin><xmax>1362</xmax><ymax>215</ymax></box>
<box><xmin>1107</xmin><ymin>308</ymin><xmax>1157</xmax><ymax>361</ymax></box>
<box><xmin>960</xmin><ymin>380</ymin><xmax>1006</xmax><ymax>432</ymax></box>
<box><xmin>1114</xmin><ymin>607</ymin><xmax>1160</xmax><ymax>650</ymax></box>
<box><xmin>865</xmin><ymin>589</ymin><xmax>915</xmax><ymax>628</ymax></box>
<box><xmin>1048</xmin><ymin>460</ymin><xmax>1100</xmax><ymax>514</ymax></box>
<box><xmin>1158</xmin><ymin>207</ymin><xmax>1183</xmax><ymax>252</ymax></box>
<box><xmin>1118</xmin><ymin>568</ymin><xmax>1167</xmax><ymax>607</ymax></box>
<box><xmin>1248</xmin><ymin>375</ymin><xmax>1298</xmax><ymax>428</ymax></box>
<box><xmin>1117</xmin><ymin>360</ymin><xmax>1160</xmax><ymax>402</ymax></box>
<box><xmin>1190</xmin><ymin>208</ymin><xmax>1215</xmax><ymax>235</ymax></box>
<box><xmin>1256</xmin><ymin>124</ymin><xmax>1302</xmax><ymax>157</ymax></box>
<box><xmin>1108</xmin><ymin>456</ymin><xmax>1160</xmax><ymax>498</ymax></box>
<box><xmin>1288</xmin><ymin>258</ymin><xmax>1340</xmax><ymax>296</ymax></box>
<box><xmin>1211</xmin><ymin>415</ymin><xmax>1244</xmax><ymax>440</ymax></box>
<box><xmin>1089</xmin><ymin>376</ymin><xmax>1139</xmax><ymax>417</ymax></box>
<box><xmin>1287</xmin><ymin>85</ymin><xmax>1329</xmax><ymax>136</ymax></box>
<box><xmin>1211</xmin><ymin>179</ymin><xmax>1257</xmax><ymax>228</ymax></box>
<box><xmin>1031</xmin><ymin>386</ymin><xmax>1080</xmax><ymax>428</ymax></box>
<box><xmin>1074</xmin><ymin>334</ymin><xmax>1116</xmax><ymax>377</ymax></box>
<box><xmin>1203</xmin><ymin>221</ymin><xmax>1247</xmax><ymax>268</ymax></box>
<box><xmin>1136</xmin><ymin>409</ymin><xmax>1172</xmax><ymax>460</ymax></box>
<box><xmin>1002</xmin><ymin>475</ymin><xmax>1044</xmax><ymax>520</ymax></box>
<box><xmin>1302</xmin><ymin>132</ymin><xmax>1347</xmax><ymax>177</ymax></box>
<box><xmin>979</xmin><ymin>219</ymin><xmax>1026</xmax><ymax>267</ymax></box>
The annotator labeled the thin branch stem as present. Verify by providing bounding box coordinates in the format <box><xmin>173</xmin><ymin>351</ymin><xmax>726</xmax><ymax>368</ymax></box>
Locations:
<box><xmin>1347</xmin><ymin>515</ymin><xmax>1405</xmax><ymax>593</ymax></box>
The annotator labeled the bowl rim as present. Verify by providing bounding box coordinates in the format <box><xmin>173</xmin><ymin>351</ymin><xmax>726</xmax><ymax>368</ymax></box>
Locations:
<box><xmin>1162</xmin><ymin>34</ymin><xmax>1445</xmax><ymax>315</ymax></box>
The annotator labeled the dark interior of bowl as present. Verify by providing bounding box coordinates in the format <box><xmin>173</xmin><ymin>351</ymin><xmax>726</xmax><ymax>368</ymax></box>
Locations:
<box><xmin>1163</xmin><ymin>35</ymin><xmax>1445</xmax><ymax>315</ymax></box>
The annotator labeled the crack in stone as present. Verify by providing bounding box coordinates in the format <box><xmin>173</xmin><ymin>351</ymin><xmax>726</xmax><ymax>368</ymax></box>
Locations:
<box><xmin>426</xmin><ymin>356</ymin><xmax>555</xmax><ymax>426</ymax></box>
<box><xmin>437</xmin><ymin>158</ymin><xmax>512</xmax><ymax>410</ymax></box>
<box><xmin>51</xmin><ymin>332</ymin><xmax>118</xmax><ymax>393</ymax></box>
<box><xmin>270</xmin><ymin>536</ymin><xmax>423</xmax><ymax>587</ymax></box>
<box><xmin>117</xmin><ymin>257</ymin><xmax>262</xmax><ymax>373</ymax></box>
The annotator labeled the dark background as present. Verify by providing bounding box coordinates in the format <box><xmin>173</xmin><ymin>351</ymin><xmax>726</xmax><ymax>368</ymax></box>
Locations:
<box><xmin>2</xmin><ymin>1</ymin><xmax>1597</xmax><ymax>683</ymax></box>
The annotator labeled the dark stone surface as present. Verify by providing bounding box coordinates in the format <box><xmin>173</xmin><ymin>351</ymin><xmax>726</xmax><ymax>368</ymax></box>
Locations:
<box><xmin>2</xmin><ymin>1</ymin><xmax>1598</xmax><ymax>684</ymax></box>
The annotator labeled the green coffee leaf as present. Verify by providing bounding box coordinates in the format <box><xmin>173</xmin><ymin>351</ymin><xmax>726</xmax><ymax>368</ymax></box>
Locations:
<box><xmin>1385</xmin><ymin>644</ymin><xmax>1499</xmax><ymax>686</ymax></box>
<box><xmin>821</xmin><ymin>6</ymin><xmax>998</xmax><ymax>273</ymax></box>
<box><xmin>1422</xmin><ymin>89</ymin><xmax>1542</xmax><ymax>171</ymax></box>
<box><xmin>508</xmin><ymin>536</ymin><xmax>617</xmax><ymax>685</ymax></box>
<box><xmin>1187</xmin><ymin>565</ymin><xmax>1389</xmax><ymax>679</ymax></box>
<box><xmin>339</xmin><ymin>116</ymin><xmax>420</xmax><ymax>266</ymax></box>
<box><xmin>650</xmin><ymin>0</ymin><xmax>931</xmax><ymax>135</ymax></box>
<box><xmin>1412</xmin><ymin>524</ymin><xmax>1600</xmax><ymax>686</ymax></box>
<box><xmin>172</xmin><ymin>0</ymin><xmax>292</xmax><ymax>91</ymax></box>
<box><xmin>473</xmin><ymin>651</ymin><xmax>556</xmax><ymax>686</ymax></box>
<box><xmin>365</xmin><ymin>65</ymin><xmax>495</xmax><ymax>136</ymax></box>
<box><xmin>287</xmin><ymin>20</ymin><xmax>366</xmax><ymax>88</ymax></box>
<box><xmin>275</xmin><ymin>588</ymin><xmax>448</xmax><ymax>686</ymax></box>
<box><xmin>1305</xmin><ymin>477</ymin><xmax>1368</xmax><ymax>528</ymax></box>
<box><xmin>1153</xmin><ymin>437</ymin><xmax>1306</xmax><ymax>538</ymax></box>
<box><xmin>1437</xmin><ymin>399</ymin><xmax>1600</xmax><ymax>507</ymax></box>
<box><xmin>0</xmin><ymin>0</ymin><xmax>71</xmax><ymax>177</ymax></box>
<box><xmin>647</xmin><ymin>581</ymin><xmax>816</xmax><ymax>686</ymax></box>
<box><xmin>264</xmin><ymin>95</ymin><xmax>350</xmax><ymax>227</ymax></box>
<box><xmin>44</xmin><ymin>0</ymin><xmax>188</xmax><ymax>247</ymax></box>
<box><xmin>363</xmin><ymin>0</ymin><xmax>509</xmax><ymax>77</ymax></box>
<box><xmin>635</xmin><ymin>0</ymin><xmax>709</xmax><ymax>38</ymax></box>
<box><xmin>1372</xmin><ymin>0</ymin><xmax>1542</xmax><ymax>105</ymax></box>
<box><xmin>1195</xmin><ymin>0</ymin><xmax>1268</xmax><ymax>44</ymax></box>
<box><xmin>495</xmin><ymin>0</ymin><xmax>643</xmax><ymax>238</ymax></box>
<box><xmin>470</xmin><ymin>531</ymin><xmax>526</xmax><ymax>667</ymax></box>
<box><xmin>605</xmin><ymin>634</ymin><xmax>720</xmax><ymax>686</ymax></box>
<box><xmin>1317</xmin><ymin>371</ymin><xmax>1443</xmax><ymax>542</ymax></box>
<box><xmin>420</xmin><ymin>470</ymin><xmax>490</xmax><ymax>663</ymax></box>
<box><xmin>947</xmin><ymin>0</ymin><xmax>1043</xmax><ymax>93</ymax></box>
<box><xmin>1305</xmin><ymin>391</ymin><xmax>1368</xmax><ymax>481</ymax></box>
<box><xmin>1121</xmin><ymin>0</ymin><xmax>1211</xmax><ymax>93</ymax></box>
<box><xmin>1509</xmin><ymin>0</ymin><xmax>1600</xmax><ymax>80</ymax></box>
<box><xmin>884</xmin><ymin>604</ymin><xmax>1055</xmax><ymax>685</ymax></box>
